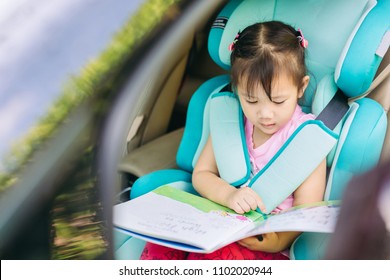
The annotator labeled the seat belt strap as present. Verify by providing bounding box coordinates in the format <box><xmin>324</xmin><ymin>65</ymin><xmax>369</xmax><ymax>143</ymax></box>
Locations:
<box><xmin>249</xmin><ymin>121</ymin><xmax>338</xmax><ymax>214</ymax></box>
<box><xmin>315</xmin><ymin>89</ymin><xmax>349</xmax><ymax>130</ymax></box>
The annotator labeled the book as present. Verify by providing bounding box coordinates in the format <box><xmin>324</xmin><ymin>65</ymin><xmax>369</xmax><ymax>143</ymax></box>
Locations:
<box><xmin>113</xmin><ymin>185</ymin><xmax>340</xmax><ymax>253</ymax></box>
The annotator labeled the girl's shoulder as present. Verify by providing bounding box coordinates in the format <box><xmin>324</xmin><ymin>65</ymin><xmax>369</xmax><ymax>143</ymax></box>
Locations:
<box><xmin>292</xmin><ymin>105</ymin><xmax>315</xmax><ymax>124</ymax></box>
<box><xmin>285</xmin><ymin>106</ymin><xmax>315</xmax><ymax>137</ymax></box>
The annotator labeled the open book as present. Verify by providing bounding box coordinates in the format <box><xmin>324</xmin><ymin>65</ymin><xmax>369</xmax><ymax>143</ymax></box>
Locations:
<box><xmin>113</xmin><ymin>185</ymin><xmax>340</xmax><ymax>253</ymax></box>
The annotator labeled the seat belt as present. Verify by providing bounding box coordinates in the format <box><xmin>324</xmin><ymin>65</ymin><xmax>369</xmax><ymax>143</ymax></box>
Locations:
<box><xmin>316</xmin><ymin>89</ymin><xmax>349</xmax><ymax>130</ymax></box>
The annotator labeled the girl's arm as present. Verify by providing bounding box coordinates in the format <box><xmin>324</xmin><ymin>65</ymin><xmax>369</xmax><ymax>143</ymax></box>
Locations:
<box><xmin>192</xmin><ymin>137</ymin><xmax>265</xmax><ymax>214</ymax></box>
<box><xmin>238</xmin><ymin>159</ymin><xmax>327</xmax><ymax>252</ymax></box>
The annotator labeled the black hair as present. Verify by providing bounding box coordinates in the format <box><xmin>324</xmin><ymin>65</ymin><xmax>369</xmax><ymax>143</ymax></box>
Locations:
<box><xmin>230</xmin><ymin>21</ymin><xmax>307</xmax><ymax>99</ymax></box>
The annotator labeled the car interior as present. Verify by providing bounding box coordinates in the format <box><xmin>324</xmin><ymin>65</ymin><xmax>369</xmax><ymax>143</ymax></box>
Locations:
<box><xmin>116</xmin><ymin>7</ymin><xmax>228</xmax><ymax>182</ymax></box>
<box><xmin>107</xmin><ymin>0</ymin><xmax>390</xmax><ymax>259</ymax></box>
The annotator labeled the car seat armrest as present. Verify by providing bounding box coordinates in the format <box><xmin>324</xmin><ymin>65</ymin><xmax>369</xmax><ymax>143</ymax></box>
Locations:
<box><xmin>118</xmin><ymin>128</ymin><xmax>184</xmax><ymax>177</ymax></box>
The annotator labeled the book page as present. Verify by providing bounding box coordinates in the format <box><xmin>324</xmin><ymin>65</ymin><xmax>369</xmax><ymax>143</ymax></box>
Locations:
<box><xmin>113</xmin><ymin>187</ymin><xmax>256</xmax><ymax>251</ymax></box>
<box><xmin>244</xmin><ymin>203</ymin><xmax>340</xmax><ymax>237</ymax></box>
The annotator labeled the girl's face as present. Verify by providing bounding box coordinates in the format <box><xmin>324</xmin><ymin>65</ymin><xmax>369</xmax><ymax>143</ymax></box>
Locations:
<box><xmin>237</xmin><ymin>73</ymin><xmax>309</xmax><ymax>144</ymax></box>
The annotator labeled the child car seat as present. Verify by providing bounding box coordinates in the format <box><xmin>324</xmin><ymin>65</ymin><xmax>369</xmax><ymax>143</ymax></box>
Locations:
<box><xmin>114</xmin><ymin>0</ymin><xmax>389</xmax><ymax>260</ymax></box>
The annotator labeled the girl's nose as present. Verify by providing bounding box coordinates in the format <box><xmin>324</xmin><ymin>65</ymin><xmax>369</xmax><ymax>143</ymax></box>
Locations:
<box><xmin>257</xmin><ymin>105</ymin><xmax>273</xmax><ymax>119</ymax></box>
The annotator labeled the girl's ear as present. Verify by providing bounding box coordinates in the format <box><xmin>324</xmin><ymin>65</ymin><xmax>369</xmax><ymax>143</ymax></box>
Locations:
<box><xmin>298</xmin><ymin>75</ymin><xmax>310</xmax><ymax>98</ymax></box>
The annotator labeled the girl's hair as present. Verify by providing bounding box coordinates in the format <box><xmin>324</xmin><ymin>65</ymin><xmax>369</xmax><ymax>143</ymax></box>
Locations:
<box><xmin>230</xmin><ymin>21</ymin><xmax>307</xmax><ymax>99</ymax></box>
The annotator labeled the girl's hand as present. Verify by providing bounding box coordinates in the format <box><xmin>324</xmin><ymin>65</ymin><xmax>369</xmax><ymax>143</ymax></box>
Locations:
<box><xmin>237</xmin><ymin>232</ymin><xmax>280</xmax><ymax>252</ymax></box>
<box><xmin>226</xmin><ymin>186</ymin><xmax>265</xmax><ymax>214</ymax></box>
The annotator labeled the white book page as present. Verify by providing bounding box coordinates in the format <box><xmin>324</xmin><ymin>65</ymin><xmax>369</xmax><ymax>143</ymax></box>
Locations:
<box><xmin>113</xmin><ymin>192</ymin><xmax>253</xmax><ymax>250</ymax></box>
<box><xmin>244</xmin><ymin>204</ymin><xmax>340</xmax><ymax>237</ymax></box>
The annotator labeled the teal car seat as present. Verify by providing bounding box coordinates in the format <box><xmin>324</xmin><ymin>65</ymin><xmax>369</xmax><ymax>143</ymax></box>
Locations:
<box><xmin>114</xmin><ymin>0</ymin><xmax>389</xmax><ymax>260</ymax></box>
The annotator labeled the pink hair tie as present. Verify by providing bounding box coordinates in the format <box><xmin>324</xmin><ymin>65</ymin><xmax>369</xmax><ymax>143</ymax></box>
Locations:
<box><xmin>296</xmin><ymin>28</ymin><xmax>308</xmax><ymax>48</ymax></box>
<box><xmin>228</xmin><ymin>32</ymin><xmax>240</xmax><ymax>51</ymax></box>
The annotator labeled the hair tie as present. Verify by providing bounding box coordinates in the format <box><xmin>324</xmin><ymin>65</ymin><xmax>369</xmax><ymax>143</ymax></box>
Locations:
<box><xmin>296</xmin><ymin>28</ymin><xmax>308</xmax><ymax>48</ymax></box>
<box><xmin>228</xmin><ymin>32</ymin><xmax>240</xmax><ymax>51</ymax></box>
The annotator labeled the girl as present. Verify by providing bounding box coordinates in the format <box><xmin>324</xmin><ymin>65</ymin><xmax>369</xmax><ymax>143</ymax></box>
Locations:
<box><xmin>141</xmin><ymin>21</ymin><xmax>326</xmax><ymax>260</ymax></box>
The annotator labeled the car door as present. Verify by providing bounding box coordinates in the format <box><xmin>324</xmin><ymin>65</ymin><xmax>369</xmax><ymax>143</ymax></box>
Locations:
<box><xmin>0</xmin><ymin>0</ymin><xmax>224</xmax><ymax>259</ymax></box>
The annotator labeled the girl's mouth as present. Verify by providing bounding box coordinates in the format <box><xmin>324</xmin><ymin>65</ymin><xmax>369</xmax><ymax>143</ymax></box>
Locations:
<box><xmin>261</xmin><ymin>123</ymin><xmax>275</xmax><ymax>128</ymax></box>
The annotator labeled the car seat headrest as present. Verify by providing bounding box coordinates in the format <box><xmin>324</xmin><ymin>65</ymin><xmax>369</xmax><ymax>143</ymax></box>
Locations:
<box><xmin>208</xmin><ymin>0</ymin><xmax>390</xmax><ymax>99</ymax></box>
<box><xmin>335</xmin><ymin>0</ymin><xmax>390</xmax><ymax>97</ymax></box>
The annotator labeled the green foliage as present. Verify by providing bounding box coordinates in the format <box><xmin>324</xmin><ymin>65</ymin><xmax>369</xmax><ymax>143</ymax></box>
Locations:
<box><xmin>0</xmin><ymin>0</ymin><xmax>181</xmax><ymax>194</ymax></box>
<box><xmin>0</xmin><ymin>0</ymin><xmax>182</xmax><ymax>259</ymax></box>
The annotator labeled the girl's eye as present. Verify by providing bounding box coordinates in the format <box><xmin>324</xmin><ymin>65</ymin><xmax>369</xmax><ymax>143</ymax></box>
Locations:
<box><xmin>272</xmin><ymin>100</ymin><xmax>285</xmax><ymax>105</ymax></box>
<box><xmin>244</xmin><ymin>96</ymin><xmax>258</xmax><ymax>103</ymax></box>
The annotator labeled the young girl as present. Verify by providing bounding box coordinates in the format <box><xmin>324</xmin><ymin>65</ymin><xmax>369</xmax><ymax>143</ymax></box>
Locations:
<box><xmin>140</xmin><ymin>21</ymin><xmax>326</xmax><ymax>260</ymax></box>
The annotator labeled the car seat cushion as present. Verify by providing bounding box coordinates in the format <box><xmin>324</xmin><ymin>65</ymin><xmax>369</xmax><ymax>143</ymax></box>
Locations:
<box><xmin>176</xmin><ymin>75</ymin><xmax>230</xmax><ymax>172</ymax></box>
<box><xmin>335</xmin><ymin>0</ymin><xmax>390</xmax><ymax>97</ymax></box>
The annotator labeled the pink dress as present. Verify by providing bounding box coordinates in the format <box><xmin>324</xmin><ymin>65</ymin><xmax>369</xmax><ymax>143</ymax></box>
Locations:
<box><xmin>140</xmin><ymin>105</ymin><xmax>314</xmax><ymax>260</ymax></box>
